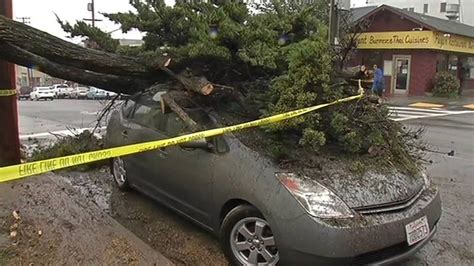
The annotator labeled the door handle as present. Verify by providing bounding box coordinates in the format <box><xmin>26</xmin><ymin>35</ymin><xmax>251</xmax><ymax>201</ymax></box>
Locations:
<box><xmin>121</xmin><ymin>130</ymin><xmax>128</xmax><ymax>138</ymax></box>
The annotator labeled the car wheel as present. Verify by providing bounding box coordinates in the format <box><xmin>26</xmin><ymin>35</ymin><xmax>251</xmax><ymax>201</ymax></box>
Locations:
<box><xmin>221</xmin><ymin>205</ymin><xmax>279</xmax><ymax>266</ymax></box>
<box><xmin>111</xmin><ymin>157</ymin><xmax>130</xmax><ymax>191</ymax></box>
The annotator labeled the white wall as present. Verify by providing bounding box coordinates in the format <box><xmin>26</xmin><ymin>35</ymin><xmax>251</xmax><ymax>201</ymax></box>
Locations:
<box><xmin>366</xmin><ymin>0</ymin><xmax>473</xmax><ymax>26</ymax></box>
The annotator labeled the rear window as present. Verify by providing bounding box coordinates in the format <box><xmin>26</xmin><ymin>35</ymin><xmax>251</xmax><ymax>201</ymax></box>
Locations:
<box><xmin>39</xmin><ymin>88</ymin><xmax>50</xmax><ymax>91</ymax></box>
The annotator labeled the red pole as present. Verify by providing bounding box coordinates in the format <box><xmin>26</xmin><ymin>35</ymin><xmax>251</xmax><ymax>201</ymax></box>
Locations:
<box><xmin>0</xmin><ymin>0</ymin><xmax>21</xmax><ymax>166</ymax></box>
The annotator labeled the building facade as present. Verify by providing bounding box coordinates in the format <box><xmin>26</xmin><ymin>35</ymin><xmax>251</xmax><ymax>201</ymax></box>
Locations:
<box><xmin>351</xmin><ymin>5</ymin><xmax>474</xmax><ymax>96</ymax></box>
<box><xmin>366</xmin><ymin>0</ymin><xmax>474</xmax><ymax>26</ymax></box>
<box><xmin>15</xmin><ymin>65</ymin><xmax>57</xmax><ymax>88</ymax></box>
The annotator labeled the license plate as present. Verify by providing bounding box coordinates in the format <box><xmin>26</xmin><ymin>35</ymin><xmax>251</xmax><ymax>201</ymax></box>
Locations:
<box><xmin>405</xmin><ymin>216</ymin><xmax>430</xmax><ymax>246</ymax></box>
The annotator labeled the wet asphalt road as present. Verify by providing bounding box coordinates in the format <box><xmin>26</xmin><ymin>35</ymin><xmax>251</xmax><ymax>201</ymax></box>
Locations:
<box><xmin>18</xmin><ymin>99</ymin><xmax>106</xmax><ymax>136</ymax></box>
<box><xmin>19</xmin><ymin>100</ymin><xmax>474</xmax><ymax>264</ymax></box>
<box><xmin>402</xmin><ymin>113</ymin><xmax>474</xmax><ymax>265</ymax></box>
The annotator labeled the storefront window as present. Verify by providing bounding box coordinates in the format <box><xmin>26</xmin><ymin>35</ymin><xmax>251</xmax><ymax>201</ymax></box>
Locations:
<box><xmin>436</xmin><ymin>53</ymin><xmax>448</xmax><ymax>72</ymax></box>
<box><xmin>467</xmin><ymin>57</ymin><xmax>474</xmax><ymax>79</ymax></box>
<box><xmin>448</xmin><ymin>55</ymin><xmax>458</xmax><ymax>76</ymax></box>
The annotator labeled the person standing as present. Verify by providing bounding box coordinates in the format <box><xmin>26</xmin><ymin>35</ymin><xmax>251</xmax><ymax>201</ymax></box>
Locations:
<box><xmin>372</xmin><ymin>64</ymin><xmax>384</xmax><ymax>97</ymax></box>
<box><xmin>355</xmin><ymin>65</ymin><xmax>370</xmax><ymax>80</ymax></box>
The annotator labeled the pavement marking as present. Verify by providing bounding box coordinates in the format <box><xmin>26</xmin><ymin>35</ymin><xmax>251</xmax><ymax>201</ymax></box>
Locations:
<box><xmin>409</xmin><ymin>102</ymin><xmax>445</xmax><ymax>108</ymax></box>
<box><xmin>463</xmin><ymin>104</ymin><xmax>474</xmax><ymax>110</ymax></box>
<box><xmin>20</xmin><ymin>127</ymin><xmax>106</xmax><ymax>140</ymax></box>
<box><xmin>80</xmin><ymin>111</ymin><xmax>99</xmax><ymax>115</ymax></box>
<box><xmin>389</xmin><ymin>106</ymin><xmax>474</xmax><ymax>121</ymax></box>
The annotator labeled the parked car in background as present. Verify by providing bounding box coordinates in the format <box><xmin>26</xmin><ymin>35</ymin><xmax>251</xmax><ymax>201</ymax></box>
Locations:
<box><xmin>30</xmin><ymin>87</ymin><xmax>55</xmax><ymax>101</ymax></box>
<box><xmin>106</xmin><ymin>90</ymin><xmax>442</xmax><ymax>265</ymax></box>
<box><xmin>87</xmin><ymin>87</ymin><xmax>118</xmax><ymax>100</ymax></box>
<box><xmin>71</xmin><ymin>87</ymin><xmax>90</xmax><ymax>99</ymax></box>
<box><xmin>18</xmin><ymin>86</ymin><xmax>32</xmax><ymax>100</ymax></box>
<box><xmin>87</xmin><ymin>87</ymin><xmax>107</xmax><ymax>100</ymax></box>
<box><xmin>51</xmin><ymin>84</ymin><xmax>71</xmax><ymax>99</ymax></box>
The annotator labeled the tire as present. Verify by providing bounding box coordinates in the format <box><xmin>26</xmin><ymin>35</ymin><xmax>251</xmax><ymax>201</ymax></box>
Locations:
<box><xmin>221</xmin><ymin>205</ymin><xmax>279</xmax><ymax>266</ymax></box>
<box><xmin>111</xmin><ymin>157</ymin><xmax>131</xmax><ymax>191</ymax></box>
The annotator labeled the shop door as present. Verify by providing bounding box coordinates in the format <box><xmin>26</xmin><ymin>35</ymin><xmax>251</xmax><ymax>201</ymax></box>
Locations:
<box><xmin>392</xmin><ymin>56</ymin><xmax>411</xmax><ymax>95</ymax></box>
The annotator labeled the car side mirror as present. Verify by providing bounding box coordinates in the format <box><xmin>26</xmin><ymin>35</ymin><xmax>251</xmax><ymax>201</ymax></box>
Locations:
<box><xmin>179</xmin><ymin>138</ymin><xmax>214</xmax><ymax>151</ymax></box>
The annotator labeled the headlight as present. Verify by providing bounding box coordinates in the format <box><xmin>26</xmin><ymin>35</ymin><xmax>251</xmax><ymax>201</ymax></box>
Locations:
<box><xmin>276</xmin><ymin>173</ymin><xmax>354</xmax><ymax>219</ymax></box>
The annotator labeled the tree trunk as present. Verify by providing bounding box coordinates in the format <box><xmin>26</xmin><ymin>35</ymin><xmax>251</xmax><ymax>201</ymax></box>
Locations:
<box><xmin>0</xmin><ymin>42</ymin><xmax>147</xmax><ymax>93</ymax></box>
<box><xmin>0</xmin><ymin>15</ymin><xmax>169</xmax><ymax>77</ymax></box>
<box><xmin>0</xmin><ymin>15</ymin><xmax>216</xmax><ymax>97</ymax></box>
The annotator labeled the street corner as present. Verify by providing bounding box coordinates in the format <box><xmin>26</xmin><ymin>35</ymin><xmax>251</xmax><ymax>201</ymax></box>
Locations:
<box><xmin>409</xmin><ymin>102</ymin><xmax>445</xmax><ymax>109</ymax></box>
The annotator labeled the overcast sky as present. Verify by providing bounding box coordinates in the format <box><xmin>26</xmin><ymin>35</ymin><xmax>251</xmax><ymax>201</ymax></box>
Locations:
<box><xmin>13</xmin><ymin>0</ymin><xmax>368</xmax><ymax>42</ymax></box>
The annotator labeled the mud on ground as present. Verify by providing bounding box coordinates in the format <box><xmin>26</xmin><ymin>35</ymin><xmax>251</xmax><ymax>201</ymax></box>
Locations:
<box><xmin>57</xmin><ymin>168</ymin><xmax>228</xmax><ymax>266</ymax></box>
<box><xmin>0</xmin><ymin>173</ymin><xmax>170</xmax><ymax>265</ymax></box>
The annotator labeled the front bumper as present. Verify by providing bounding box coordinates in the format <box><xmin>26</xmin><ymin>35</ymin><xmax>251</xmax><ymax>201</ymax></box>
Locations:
<box><xmin>38</xmin><ymin>94</ymin><xmax>55</xmax><ymax>99</ymax></box>
<box><xmin>275</xmin><ymin>186</ymin><xmax>441</xmax><ymax>265</ymax></box>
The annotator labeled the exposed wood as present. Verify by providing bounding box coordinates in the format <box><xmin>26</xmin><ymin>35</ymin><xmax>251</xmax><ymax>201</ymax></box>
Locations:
<box><xmin>161</xmin><ymin>93</ymin><xmax>199</xmax><ymax>132</ymax></box>
<box><xmin>159</xmin><ymin>67</ymin><xmax>214</xmax><ymax>95</ymax></box>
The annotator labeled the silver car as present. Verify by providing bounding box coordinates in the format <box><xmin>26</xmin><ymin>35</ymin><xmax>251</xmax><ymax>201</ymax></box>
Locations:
<box><xmin>105</xmin><ymin>90</ymin><xmax>441</xmax><ymax>265</ymax></box>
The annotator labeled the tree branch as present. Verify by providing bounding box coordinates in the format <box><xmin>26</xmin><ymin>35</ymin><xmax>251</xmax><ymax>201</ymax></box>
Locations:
<box><xmin>161</xmin><ymin>93</ymin><xmax>199</xmax><ymax>132</ymax></box>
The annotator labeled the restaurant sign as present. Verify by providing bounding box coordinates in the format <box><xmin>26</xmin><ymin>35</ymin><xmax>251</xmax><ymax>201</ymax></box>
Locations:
<box><xmin>356</xmin><ymin>31</ymin><xmax>474</xmax><ymax>54</ymax></box>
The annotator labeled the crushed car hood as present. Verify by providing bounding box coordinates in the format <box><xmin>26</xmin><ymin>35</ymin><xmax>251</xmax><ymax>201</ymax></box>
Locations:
<box><xmin>312</xmin><ymin>170</ymin><xmax>424</xmax><ymax>209</ymax></box>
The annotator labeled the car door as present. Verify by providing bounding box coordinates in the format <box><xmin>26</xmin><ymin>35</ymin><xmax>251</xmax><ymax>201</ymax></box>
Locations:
<box><xmin>119</xmin><ymin>92</ymin><xmax>170</xmax><ymax>193</ymax></box>
<box><xmin>124</xmin><ymin>92</ymin><xmax>216</xmax><ymax>226</ymax></box>
<box><xmin>149</xmin><ymin>109</ymin><xmax>217</xmax><ymax>227</ymax></box>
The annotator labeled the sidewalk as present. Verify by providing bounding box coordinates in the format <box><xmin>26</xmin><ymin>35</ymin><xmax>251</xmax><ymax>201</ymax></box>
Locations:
<box><xmin>0</xmin><ymin>173</ymin><xmax>172</xmax><ymax>265</ymax></box>
<box><xmin>387</xmin><ymin>95</ymin><xmax>474</xmax><ymax>110</ymax></box>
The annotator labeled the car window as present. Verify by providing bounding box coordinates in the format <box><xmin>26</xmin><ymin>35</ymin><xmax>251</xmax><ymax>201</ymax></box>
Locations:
<box><xmin>121</xmin><ymin>99</ymin><xmax>135</xmax><ymax>118</ymax></box>
<box><xmin>130</xmin><ymin>92</ymin><xmax>167</xmax><ymax>132</ymax></box>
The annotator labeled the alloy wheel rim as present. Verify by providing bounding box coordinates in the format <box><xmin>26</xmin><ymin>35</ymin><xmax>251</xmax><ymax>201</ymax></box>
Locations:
<box><xmin>230</xmin><ymin>217</ymin><xmax>279</xmax><ymax>265</ymax></box>
<box><xmin>113</xmin><ymin>157</ymin><xmax>127</xmax><ymax>185</ymax></box>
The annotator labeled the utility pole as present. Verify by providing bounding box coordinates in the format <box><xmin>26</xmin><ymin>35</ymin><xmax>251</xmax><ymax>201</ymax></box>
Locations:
<box><xmin>328</xmin><ymin>0</ymin><xmax>337</xmax><ymax>46</ymax></box>
<box><xmin>16</xmin><ymin>16</ymin><xmax>34</xmax><ymax>88</ymax></box>
<box><xmin>84</xmin><ymin>0</ymin><xmax>102</xmax><ymax>27</ymax></box>
<box><xmin>16</xmin><ymin>16</ymin><xmax>30</xmax><ymax>24</ymax></box>
<box><xmin>0</xmin><ymin>0</ymin><xmax>21</xmax><ymax>166</ymax></box>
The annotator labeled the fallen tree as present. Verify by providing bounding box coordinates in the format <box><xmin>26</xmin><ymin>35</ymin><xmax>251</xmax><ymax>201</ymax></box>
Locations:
<box><xmin>0</xmin><ymin>0</ymin><xmax>424</xmax><ymax>174</ymax></box>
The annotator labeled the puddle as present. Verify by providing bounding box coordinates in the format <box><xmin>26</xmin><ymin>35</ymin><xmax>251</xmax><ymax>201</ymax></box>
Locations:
<box><xmin>56</xmin><ymin>168</ymin><xmax>113</xmax><ymax>213</ymax></box>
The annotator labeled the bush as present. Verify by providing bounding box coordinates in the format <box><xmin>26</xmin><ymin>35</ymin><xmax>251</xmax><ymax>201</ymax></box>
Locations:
<box><xmin>30</xmin><ymin>131</ymin><xmax>105</xmax><ymax>171</ymax></box>
<box><xmin>432</xmin><ymin>72</ymin><xmax>459</xmax><ymax>98</ymax></box>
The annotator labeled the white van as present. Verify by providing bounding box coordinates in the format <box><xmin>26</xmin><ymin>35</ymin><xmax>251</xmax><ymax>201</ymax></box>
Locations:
<box><xmin>51</xmin><ymin>84</ymin><xmax>71</xmax><ymax>98</ymax></box>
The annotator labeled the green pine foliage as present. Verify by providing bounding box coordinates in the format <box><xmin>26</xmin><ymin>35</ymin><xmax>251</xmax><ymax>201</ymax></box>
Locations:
<box><xmin>60</xmin><ymin>0</ymin><xmax>422</xmax><ymax>173</ymax></box>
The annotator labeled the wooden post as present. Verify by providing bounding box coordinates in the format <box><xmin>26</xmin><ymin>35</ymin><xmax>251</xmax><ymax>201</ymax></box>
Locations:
<box><xmin>0</xmin><ymin>0</ymin><xmax>21</xmax><ymax>166</ymax></box>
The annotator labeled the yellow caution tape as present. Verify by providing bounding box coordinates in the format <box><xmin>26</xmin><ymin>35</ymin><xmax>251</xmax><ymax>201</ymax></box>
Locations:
<box><xmin>0</xmin><ymin>89</ymin><xmax>17</xmax><ymax>97</ymax></box>
<box><xmin>0</xmin><ymin>92</ymin><xmax>363</xmax><ymax>183</ymax></box>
